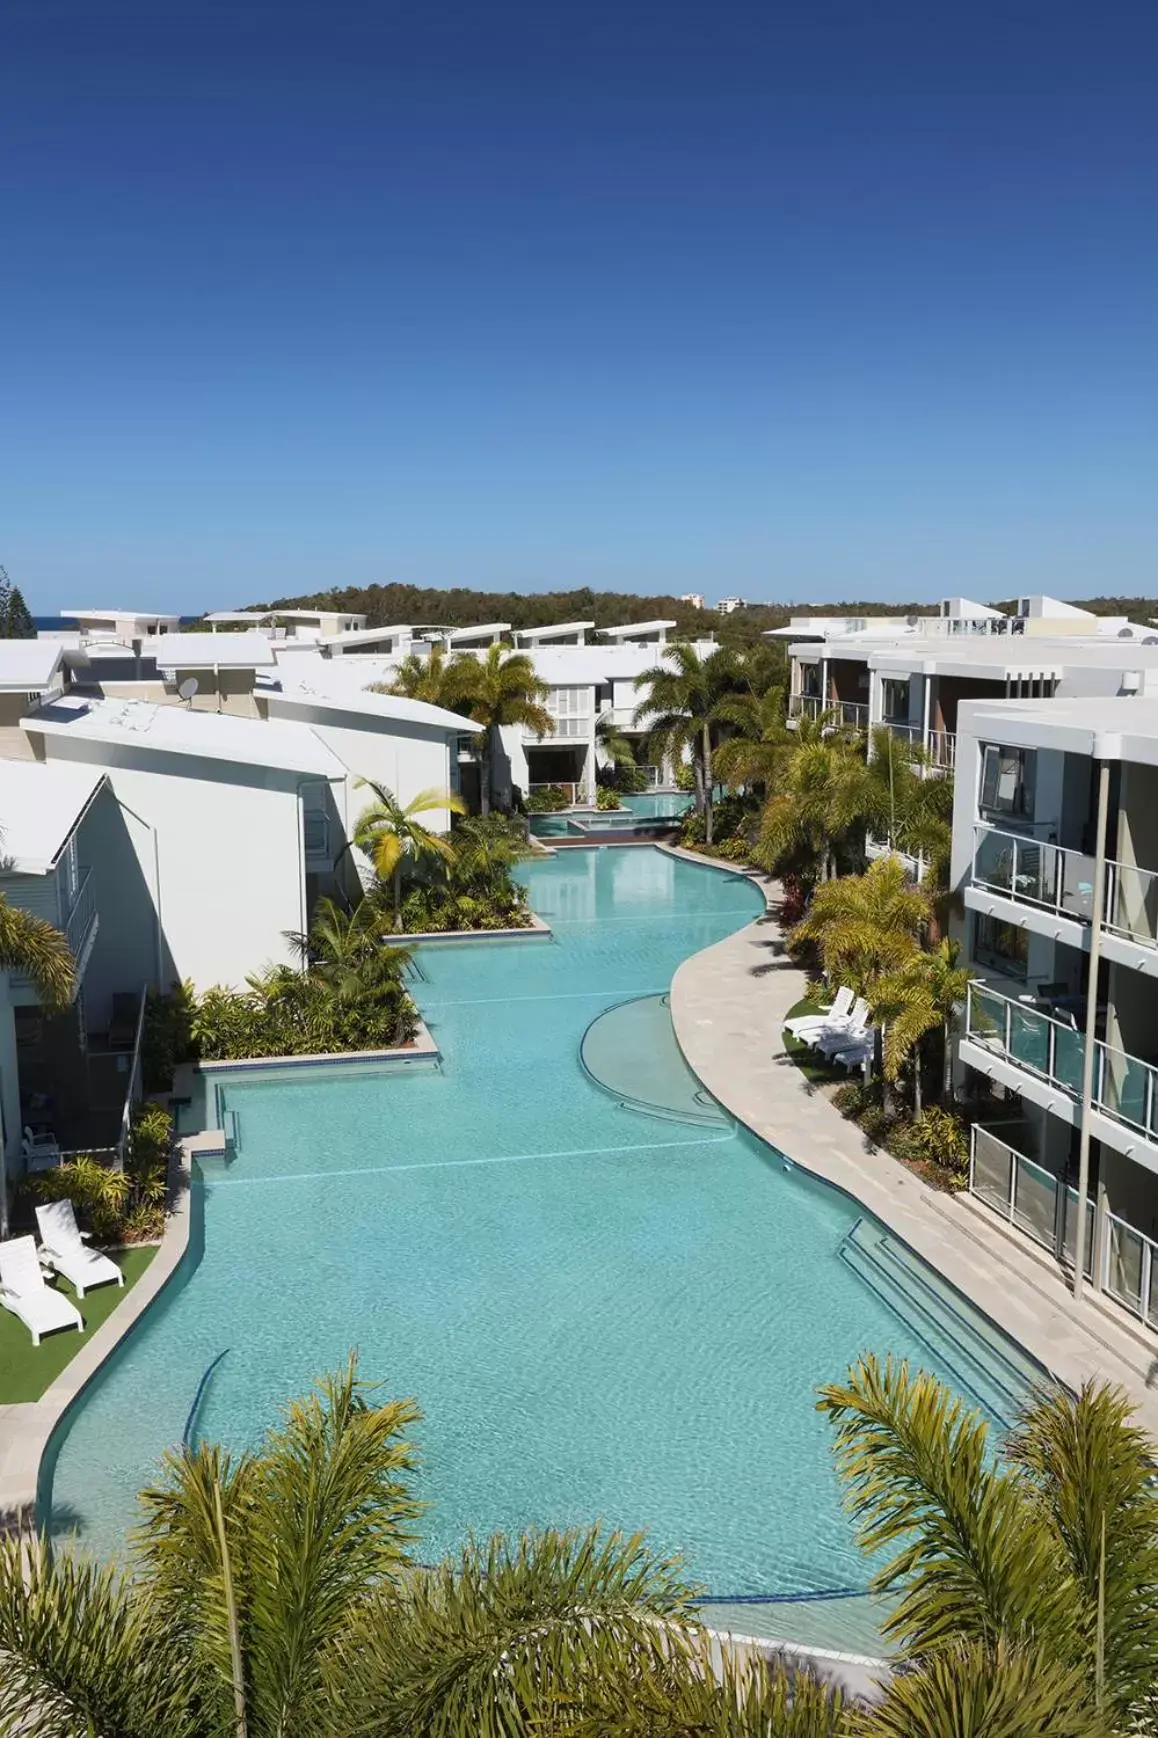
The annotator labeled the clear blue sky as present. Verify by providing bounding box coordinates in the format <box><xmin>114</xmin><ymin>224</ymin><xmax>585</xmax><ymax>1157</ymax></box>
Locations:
<box><xmin>5</xmin><ymin>2</ymin><xmax>1156</xmax><ymax>612</ymax></box>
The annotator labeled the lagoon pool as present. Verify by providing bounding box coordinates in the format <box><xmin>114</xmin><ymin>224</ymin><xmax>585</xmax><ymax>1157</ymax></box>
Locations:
<box><xmin>44</xmin><ymin>848</ymin><xmax>1036</xmax><ymax>1642</ymax></box>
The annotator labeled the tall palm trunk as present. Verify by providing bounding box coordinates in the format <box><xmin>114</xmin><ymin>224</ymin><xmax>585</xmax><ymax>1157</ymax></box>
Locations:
<box><xmin>392</xmin><ymin>864</ymin><xmax>403</xmax><ymax>931</ymax></box>
<box><xmin>702</xmin><ymin>722</ymin><xmax>714</xmax><ymax>845</ymax></box>
<box><xmin>942</xmin><ymin>1017</ymin><xmax>954</xmax><ymax>1104</ymax></box>
<box><xmin>913</xmin><ymin>1034</ymin><xmax>923</xmax><ymax>1114</ymax></box>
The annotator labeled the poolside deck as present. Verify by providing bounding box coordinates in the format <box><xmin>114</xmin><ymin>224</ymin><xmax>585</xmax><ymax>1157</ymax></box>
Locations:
<box><xmin>665</xmin><ymin>850</ymin><xmax>1158</xmax><ymax>1436</ymax></box>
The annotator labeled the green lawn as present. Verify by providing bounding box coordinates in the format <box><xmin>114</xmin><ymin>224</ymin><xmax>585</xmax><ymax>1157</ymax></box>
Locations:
<box><xmin>782</xmin><ymin>994</ymin><xmax>847</xmax><ymax>1084</ymax></box>
<box><xmin>0</xmin><ymin>1246</ymin><xmax>157</xmax><ymax>1404</ymax></box>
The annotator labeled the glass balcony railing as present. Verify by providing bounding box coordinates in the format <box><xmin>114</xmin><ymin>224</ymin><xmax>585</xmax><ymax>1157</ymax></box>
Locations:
<box><xmin>965</xmin><ymin>982</ymin><xmax>1158</xmax><ymax>1147</ymax></box>
<box><xmin>971</xmin><ymin>824</ymin><xmax>1096</xmax><ymax>924</ymax></box>
<box><xmin>1105</xmin><ymin>859</ymin><xmax>1158</xmax><ymax>949</ymax></box>
<box><xmin>969</xmin><ymin>1124</ymin><xmax>1093</xmax><ymax>1279</ymax></box>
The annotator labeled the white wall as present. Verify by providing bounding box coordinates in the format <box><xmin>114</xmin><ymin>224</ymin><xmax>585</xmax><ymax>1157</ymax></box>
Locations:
<box><xmin>37</xmin><ymin>738</ymin><xmax>309</xmax><ymax>994</ymax></box>
<box><xmin>270</xmin><ymin>705</ymin><xmax>457</xmax><ymax>834</ymax></box>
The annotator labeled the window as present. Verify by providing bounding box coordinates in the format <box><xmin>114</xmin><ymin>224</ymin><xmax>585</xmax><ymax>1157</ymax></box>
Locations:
<box><xmin>974</xmin><ymin>913</ymin><xmax>1028</xmax><ymax>980</ymax></box>
<box><xmin>980</xmin><ymin>744</ymin><xmax>1036</xmax><ymax>819</ymax></box>
<box><xmin>881</xmin><ymin>678</ymin><xmax>910</xmax><ymax>722</ymax></box>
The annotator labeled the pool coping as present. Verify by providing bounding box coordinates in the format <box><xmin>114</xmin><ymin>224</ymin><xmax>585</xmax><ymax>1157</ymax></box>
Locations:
<box><xmin>187</xmin><ymin>1016</ymin><xmax>442</xmax><ymax>1076</ymax></box>
<box><xmin>660</xmin><ymin>844</ymin><xmax>1158</xmax><ymax>1436</ymax></box>
<box><xmin>0</xmin><ymin>1138</ymin><xmax>195</xmax><ymax>1531</ymax></box>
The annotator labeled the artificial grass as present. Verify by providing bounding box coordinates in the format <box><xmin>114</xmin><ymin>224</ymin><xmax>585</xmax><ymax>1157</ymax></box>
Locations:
<box><xmin>781</xmin><ymin>994</ymin><xmax>847</xmax><ymax>1084</ymax></box>
<box><xmin>0</xmin><ymin>1245</ymin><xmax>157</xmax><ymax>1404</ymax></box>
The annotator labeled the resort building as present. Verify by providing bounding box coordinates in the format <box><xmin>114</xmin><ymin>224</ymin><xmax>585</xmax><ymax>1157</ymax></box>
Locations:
<box><xmin>951</xmin><ymin>692</ymin><xmax>1158</xmax><ymax>1340</ymax></box>
<box><xmin>53</xmin><ymin>609</ymin><xmax>183</xmax><ymax>641</ymax></box>
<box><xmin>777</xmin><ymin>595</ymin><xmax>1158</xmax><ymax>773</ymax></box>
<box><xmin>0</xmin><ymin>760</ymin><xmax>107</xmax><ymax>1178</ymax></box>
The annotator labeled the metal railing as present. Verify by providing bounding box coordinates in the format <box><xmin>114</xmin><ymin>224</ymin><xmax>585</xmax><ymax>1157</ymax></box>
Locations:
<box><xmin>787</xmin><ymin>694</ymin><xmax>823</xmax><ymax>721</ymax></box>
<box><xmin>64</xmin><ymin>869</ymin><xmax>98</xmax><ymax>957</ymax></box>
<box><xmin>115</xmin><ymin>988</ymin><xmax>149</xmax><ymax>1168</ymax></box>
<box><xmin>968</xmin><ymin>1125</ymin><xmax>1093</xmax><ymax>1278</ymax></box>
<box><xmin>881</xmin><ymin>718</ymin><xmax>922</xmax><ymax>744</ymax></box>
<box><xmin>527</xmin><ymin>781</ymin><xmax>583</xmax><ymax>806</ymax></box>
<box><xmin>971</xmin><ymin>824</ymin><xmax>1097</xmax><ymax>924</ymax></box>
<box><xmin>1103</xmin><ymin>1212</ymin><xmax>1158</xmax><ymax>1330</ymax></box>
<box><xmin>833</xmin><ymin>700</ymin><xmax>868</xmax><ymax>729</ymax></box>
<box><xmin>965</xmin><ymin>982</ymin><xmax>1158</xmax><ymax>1147</ymax></box>
<box><xmin>927</xmin><ymin>729</ymin><xmax>957</xmax><ymax>770</ymax></box>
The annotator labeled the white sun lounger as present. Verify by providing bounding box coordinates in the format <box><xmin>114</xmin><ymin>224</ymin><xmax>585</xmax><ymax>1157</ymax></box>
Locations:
<box><xmin>783</xmin><ymin>986</ymin><xmax>854</xmax><ymax>1039</ymax></box>
<box><xmin>35</xmin><ymin>1201</ymin><xmax>124</xmax><ymax>1300</ymax></box>
<box><xmin>0</xmin><ymin>1235</ymin><xmax>83</xmax><ymax>1347</ymax></box>
<box><xmin>816</xmin><ymin>1001</ymin><xmax>872</xmax><ymax>1056</ymax></box>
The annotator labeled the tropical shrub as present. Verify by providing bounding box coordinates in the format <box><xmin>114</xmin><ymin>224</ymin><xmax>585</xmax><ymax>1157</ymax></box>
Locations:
<box><xmin>28</xmin><ymin>1104</ymin><xmax>173</xmax><ymax>1243</ymax></box>
<box><xmin>141</xmin><ymin>981</ymin><xmax>196</xmax><ymax>1093</ymax></box>
<box><xmin>595</xmin><ymin>785</ymin><xmax>623</xmax><ymax>811</ymax></box>
<box><xmin>191</xmin><ymin>967</ymin><xmax>417</xmax><ymax>1060</ymax></box>
<box><xmin>381</xmin><ymin>814</ymin><xmax>533</xmax><ymax>934</ymax></box>
<box><xmin>714</xmin><ymin>835</ymin><xmax>752</xmax><ymax>863</ymax></box>
<box><xmin>891</xmin><ymin>1104</ymin><xmax>970</xmax><ymax>1181</ymax></box>
<box><xmin>525</xmin><ymin>783</ymin><xmax>570</xmax><ymax>812</ymax></box>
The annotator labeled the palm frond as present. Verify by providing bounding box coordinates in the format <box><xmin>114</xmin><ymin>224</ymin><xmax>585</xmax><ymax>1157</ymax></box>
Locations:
<box><xmin>817</xmin><ymin>1354</ymin><xmax>1080</xmax><ymax>1659</ymax></box>
<box><xmin>860</xmin><ymin>1636</ymin><xmax>1110</xmax><ymax>1738</ymax></box>
<box><xmin>0</xmin><ymin>897</ymin><xmax>76</xmax><ymax>1011</ymax></box>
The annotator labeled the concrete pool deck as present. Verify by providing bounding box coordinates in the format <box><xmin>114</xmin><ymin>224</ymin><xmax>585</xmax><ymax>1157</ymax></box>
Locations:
<box><xmin>666</xmin><ymin>850</ymin><xmax>1158</xmax><ymax>1435</ymax></box>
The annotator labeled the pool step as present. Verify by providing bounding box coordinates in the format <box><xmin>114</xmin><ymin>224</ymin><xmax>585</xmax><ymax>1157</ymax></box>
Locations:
<box><xmin>837</xmin><ymin>1218</ymin><xmax>1045</xmax><ymax>1424</ymax></box>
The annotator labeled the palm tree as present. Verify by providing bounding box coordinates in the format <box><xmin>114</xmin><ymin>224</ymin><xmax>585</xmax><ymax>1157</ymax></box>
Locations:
<box><xmin>594</xmin><ymin>707</ymin><xmax>637</xmax><ymax>777</ymax></box>
<box><xmin>353</xmin><ymin>782</ymin><xmax>466</xmax><ymax>928</ymax></box>
<box><xmin>818</xmin><ymin>1356</ymin><xmax>1158</xmax><ymax>1736</ymax></box>
<box><xmin>755</xmin><ymin>733</ymin><xmax>871</xmax><ymax>885</ymax></box>
<box><xmin>443</xmin><ymin>646</ymin><xmax>552</xmax><ymax>813</ymax></box>
<box><xmin>788</xmin><ymin>855</ymin><xmax>930</xmax><ymax>992</ymax></box>
<box><xmin>864</xmin><ymin>727</ymin><xmax>954</xmax><ymax>892</ymax></box>
<box><xmin>0</xmin><ymin>1357</ymin><xmax>848</xmax><ymax>1737</ymax></box>
<box><xmin>284</xmin><ymin>898</ymin><xmax>411</xmax><ymax>1002</ymax></box>
<box><xmin>0</xmin><ymin>896</ymin><xmax>76</xmax><ymax>1011</ymax></box>
<box><xmin>634</xmin><ymin>644</ymin><xmax>740</xmax><ymax>844</ymax></box>
<box><xmin>713</xmin><ymin>683</ymin><xmax>789</xmax><ymax>795</ymax></box>
<box><xmin>377</xmin><ymin>642</ymin><xmax>452</xmax><ymax>706</ymax></box>
<box><xmin>871</xmin><ymin>936</ymin><xmax>974</xmax><ymax>1109</ymax></box>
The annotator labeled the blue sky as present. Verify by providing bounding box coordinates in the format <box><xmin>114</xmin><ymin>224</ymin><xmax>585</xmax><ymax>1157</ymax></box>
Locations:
<box><xmin>4</xmin><ymin>2</ymin><xmax>1156</xmax><ymax>612</ymax></box>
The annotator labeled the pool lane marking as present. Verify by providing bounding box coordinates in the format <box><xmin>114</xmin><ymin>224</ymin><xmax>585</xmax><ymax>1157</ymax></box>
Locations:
<box><xmin>201</xmin><ymin>1129</ymin><xmax>739</xmax><ymax>1188</ymax></box>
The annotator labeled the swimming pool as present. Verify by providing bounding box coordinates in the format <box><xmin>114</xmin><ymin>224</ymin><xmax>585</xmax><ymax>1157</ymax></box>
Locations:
<box><xmin>44</xmin><ymin>847</ymin><xmax>1038</xmax><ymax>1645</ymax></box>
<box><xmin>528</xmin><ymin>790</ymin><xmax>691</xmax><ymax>838</ymax></box>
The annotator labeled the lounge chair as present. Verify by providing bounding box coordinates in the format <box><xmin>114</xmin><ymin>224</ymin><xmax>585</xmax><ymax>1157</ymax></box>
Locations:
<box><xmin>0</xmin><ymin>1235</ymin><xmax>83</xmax><ymax>1347</ymax></box>
<box><xmin>815</xmin><ymin>1000</ymin><xmax>872</xmax><ymax>1056</ymax></box>
<box><xmin>784</xmin><ymin>986</ymin><xmax>854</xmax><ymax>1039</ymax></box>
<box><xmin>21</xmin><ymin>1126</ymin><xmax>62</xmax><ymax>1172</ymax></box>
<box><xmin>830</xmin><ymin>1032</ymin><xmax>876</xmax><ymax>1070</ymax></box>
<box><xmin>35</xmin><ymin>1201</ymin><xmax>124</xmax><ymax>1300</ymax></box>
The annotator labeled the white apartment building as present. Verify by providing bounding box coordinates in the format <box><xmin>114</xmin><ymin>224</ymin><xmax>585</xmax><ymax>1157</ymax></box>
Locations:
<box><xmin>777</xmin><ymin>595</ymin><xmax>1158</xmax><ymax>774</ymax></box>
<box><xmin>951</xmin><ymin>692</ymin><xmax>1158</xmax><ymax>1340</ymax></box>
<box><xmin>717</xmin><ymin>596</ymin><xmax>747</xmax><ymax>614</ymax></box>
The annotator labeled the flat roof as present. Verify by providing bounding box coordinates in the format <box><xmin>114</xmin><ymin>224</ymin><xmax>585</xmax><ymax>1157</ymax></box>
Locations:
<box><xmin>597</xmin><ymin>620</ymin><xmax>676</xmax><ymax>639</ymax></box>
<box><xmin>203</xmin><ymin>610</ymin><xmax>274</xmax><ymax>624</ymax></box>
<box><xmin>445</xmin><ymin>622</ymin><xmax>512</xmax><ymax>640</ymax></box>
<box><xmin>0</xmin><ymin>762</ymin><xmax>107</xmax><ymax>873</ymax></box>
<box><xmin>960</xmin><ymin>695</ymin><xmax>1158</xmax><ymax>767</ymax></box>
<box><xmin>514</xmin><ymin>622</ymin><xmax>595</xmax><ymax>641</ymax></box>
<box><xmin>143</xmin><ymin>632</ymin><xmax>277</xmax><ymax>669</ymax></box>
<box><xmin>62</xmin><ymin>609</ymin><xmax>183</xmax><ymax>625</ymax></box>
<box><xmin>318</xmin><ymin>624</ymin><xmax>418</xmax><ymax>648</ymax></box>
<box><xmin>270</xmin><ymin>666</ymin><xmax>470</xmax><ymax>734</ymax></box>
<box><xmin>270</xmin><ymin>608</ymin><xmax>367</xmax><ymax>624</ymax></box>
<box><xmin>26</xmin><ymin>695</ymin><xmax>344</xmax><ymax>777</ymax></box>
<box><xmin>0</xmin><ymin>641</ymin><xmax>65</xmax><ymax>691</ymax></box>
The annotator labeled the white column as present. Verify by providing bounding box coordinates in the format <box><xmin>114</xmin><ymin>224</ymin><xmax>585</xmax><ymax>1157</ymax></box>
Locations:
<box><xmin>1074</xmin><ymin>757</ymin><xmax>1110</xmax><ymax>1302</ymax></box>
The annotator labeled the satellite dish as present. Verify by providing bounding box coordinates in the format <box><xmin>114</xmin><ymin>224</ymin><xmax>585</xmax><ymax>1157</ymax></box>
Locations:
<box><xmin>1118</xmin><ymin>627</ymin><xmax>1134</xmax><ymax>638</ymax></box>
<box><xmin>178</xmin><ymin>676</ymin><xmax>199</xmax><ymax>706</ymax></box>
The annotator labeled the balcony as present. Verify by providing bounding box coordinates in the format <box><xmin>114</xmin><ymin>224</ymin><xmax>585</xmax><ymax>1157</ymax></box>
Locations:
<box><xmin>927</xmin><ymin>729</ymin><xmax>956</xmax><ymax>771</ymax></box>
<box><xmin>1105</xmin><ymin>859</ymin><xmax>1158</xmax><ymax>951</ymax></box>
<box><xmin>971</xmin><ymin>824</ymin><xmax>1096</xmax><ymax>926</ymax></box>
<box><xmin>539</xmin><ymin>714</ymin><xmax>592</xmax><ymax>741</ymax></box>
<box><xmin>969</xmin><ymin>1124</ymin><xmax>1093</xmax><ymax>1279</ymax></box>
<box><xmin>963</xmin><ymin>981</ymin><xmax>1158</xmax><ymax>1151</ymax></box>
<box><xmin>10</xmin><ymin>869</ymin><xmax>98</xmax><ymax>1001</ymax></box>
<box><xmin>832</xmin><ymin>700</ymin><xmax>868</xmax><ymax>730</ymax></box>
<box><xmin>787</xmin><ymin>694</ymin><xmax>823</xmax><ymax>722</ymax></box>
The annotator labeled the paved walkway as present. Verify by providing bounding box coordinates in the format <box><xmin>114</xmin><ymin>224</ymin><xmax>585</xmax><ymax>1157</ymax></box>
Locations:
<box><xmin>668</xmin><ymin>858</ymin><xmax>1158</xmax><ymax>1434</ymax></box>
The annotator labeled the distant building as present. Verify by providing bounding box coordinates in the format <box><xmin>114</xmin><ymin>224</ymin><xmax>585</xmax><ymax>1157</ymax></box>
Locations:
<box><xmin>716</xmin><ymin>596</ymin><xmax>747</xmax><ymax>615</ymax></box>
<box><xmin>679</xmin><ymin>593</ymin><xmax>706</xmax><ymax>611</ymax></box>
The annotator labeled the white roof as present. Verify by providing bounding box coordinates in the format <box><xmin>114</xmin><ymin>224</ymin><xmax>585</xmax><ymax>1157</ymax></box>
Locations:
<box><xmin>0</xmin><ymin>641</ymin><xmax>65</xmax><ymax>692</ymax></box>
<box><xmin>62</xmin><ymin>609</ymin><xmax>182</xmax><ymax>626</ymax></box>
<box><xmin>143</xmin><ymin>632</ymin><xmax>277</xmax><ymax>669</ymax></box>
<box><xmin>597</xmin><ymin>620</ymin><xmax>676</xmax><ymax>639</ymax></box>
<box><xmin>271</xmin><ymin>608</ymin><xmax>368</xmax><ymax>626</ymax></box>
<box><xmin>319</xmin><ymin>624</ymin><xmax>417</xmax><ymax>649</ymax></box>
<box><xmin>514</xmin><ymin>621</ymin><xmax>595</xmax><ymax>641</ymax></box>
<box><xmin>270</xmin><ymin>664</ymin><xmax>470</xmax><ymax>734</ymax></box>
<box><xmin>446</xmin><ymin>622</ymin><xmax>511</xmax><ymax>641</ymax></box>
<box><xmin>26</xmin><ymin>695</ymin><xmax>344</xmax><ymax>777</ymax></box>
<box><xmin>960</xmin><ymin>695</ymin><xmax>1158</xmax><ymax>768</ymax></box>
<box><xmin>203</xmin><ymin>610</ymin><xmax>274</xmax><ymax>624</ymax></box>
<box><xmin>0</xmin><ymin>762</ymin><xmax>106</xmax><ymax>874</ymax></box>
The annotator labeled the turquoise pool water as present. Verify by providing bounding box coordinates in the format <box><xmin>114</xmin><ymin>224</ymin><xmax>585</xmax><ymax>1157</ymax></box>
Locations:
<box><xmin>44</xmin><ymin>848</ymin><xmax>1035</xmax><ymax>1634</ymax></box>
<box><xmin>529</xmin><ymin>791</ymin><xmax>691</xmax><ymax>838</ymax></box>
